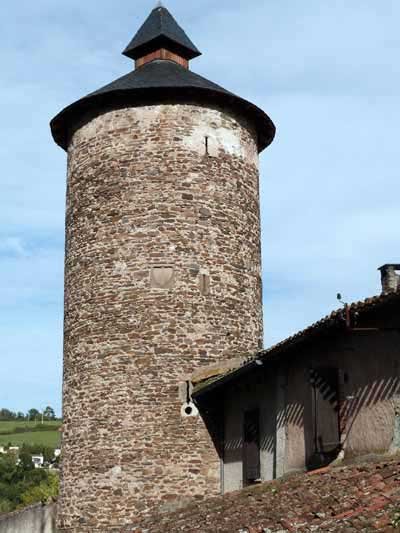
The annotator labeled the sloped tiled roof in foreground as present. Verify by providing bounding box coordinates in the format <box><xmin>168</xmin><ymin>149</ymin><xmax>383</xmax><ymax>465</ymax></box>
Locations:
<box><xmin>193</xmin><ymin>289</ymin><xmax>400</xmax><ymax>397</ymax></box>
<box><xmin>132</xmin><ymin>456</ymin><xmax>400</xmax><ymax>532</ymax></box>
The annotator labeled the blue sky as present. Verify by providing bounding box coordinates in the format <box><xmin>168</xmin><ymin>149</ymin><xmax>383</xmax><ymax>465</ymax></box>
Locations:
<box><xmin>1</xmin><ymin>0</ymin><xmax>399</xmax><ymax>416</ymax></box>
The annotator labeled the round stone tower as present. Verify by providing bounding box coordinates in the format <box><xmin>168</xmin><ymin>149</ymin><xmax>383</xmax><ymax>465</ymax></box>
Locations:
<box><xmin>51</xmin><ymin>5</ymin><xmax>275</xmax><ymax>532</ymax></box>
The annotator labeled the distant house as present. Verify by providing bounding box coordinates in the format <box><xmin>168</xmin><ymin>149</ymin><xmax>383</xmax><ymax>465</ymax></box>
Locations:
<box><xmin>8</xmin><ymin>446</ymin><xmax>19</xmax><ymax>454</ymax></box>
<box><xmin>193</xmin><ymin>264</ymin><xmax>400</xmax><ymax>492</ymax></box>
<box><xmin>31</xmin><ymin>455</ymin><xmax>44</xmax><ymax>468</ymax></box>
<box><xmin>0</xmin><ymin>446</ymin><xmax>6</xmax><ymax>454</ymax></box>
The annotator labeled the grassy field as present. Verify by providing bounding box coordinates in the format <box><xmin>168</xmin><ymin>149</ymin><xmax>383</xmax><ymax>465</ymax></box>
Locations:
<box><xmin>0</xmin><ymin>421</ymin><xmax>61</xmax><ymax>448</ymax></box>
<box><xmin>0</xmin><ymin>421</ymin><xmax>60</xmax><ymax>433</ymax></box>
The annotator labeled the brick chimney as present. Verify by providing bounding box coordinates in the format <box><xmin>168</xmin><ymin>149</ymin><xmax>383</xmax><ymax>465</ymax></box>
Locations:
<box><xmin>378</xmin><ymin>264</ymin><xmax>400</xmax><ymax>294</ymax></box>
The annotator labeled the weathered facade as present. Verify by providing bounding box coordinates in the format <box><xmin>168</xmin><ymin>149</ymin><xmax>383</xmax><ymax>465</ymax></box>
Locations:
<box><xmin>0</xmin><ymin>504</ymin><xmax>56</xmax><ymax>533</ymax></box>
<box><xmin>51</xmin><ymin>6</ymin><xmax>274</xmax><ymax>532</ymax></box>
<box><xmin>194</xmin><ymin>273</ymin><xmax>400</xmax><ymax>493</ymax></box>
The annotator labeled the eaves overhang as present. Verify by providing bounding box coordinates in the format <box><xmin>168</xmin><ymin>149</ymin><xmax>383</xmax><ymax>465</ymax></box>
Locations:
<box><xmin>193</xmin><ymin>289</ymin><xmax>400</xmax><ymax>400</ymax></box>
<box><xmin>50</xmin><ymin>61</ymin><xmax>275</xmax><ymax>153</ymax></box>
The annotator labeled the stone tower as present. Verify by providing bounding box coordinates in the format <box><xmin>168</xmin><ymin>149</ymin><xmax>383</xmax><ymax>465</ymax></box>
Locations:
<box><xmin>51</xmin><ymin>6</ymin><xmax>275</xmax><ymax>532</ymax></box>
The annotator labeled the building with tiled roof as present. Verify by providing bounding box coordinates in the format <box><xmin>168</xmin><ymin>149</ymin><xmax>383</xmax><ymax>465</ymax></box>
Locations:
<box><xmin>192</xmin><ymin>264</ymin><xmax>400</xmax><ymax>492</ymax></box>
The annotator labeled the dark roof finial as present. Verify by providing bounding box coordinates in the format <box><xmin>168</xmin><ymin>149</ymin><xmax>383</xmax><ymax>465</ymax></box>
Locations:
<box><xmin>122</xmin><ymin>6</ymin><xmax>201</xmax><ymax>61</ymax></box>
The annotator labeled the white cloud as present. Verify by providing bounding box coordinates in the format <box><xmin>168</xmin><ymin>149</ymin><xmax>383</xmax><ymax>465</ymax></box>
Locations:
<box><xmin>0</xmin><ymin>237</ymin><xmax>27</xmax><ymax>257</ymax></box>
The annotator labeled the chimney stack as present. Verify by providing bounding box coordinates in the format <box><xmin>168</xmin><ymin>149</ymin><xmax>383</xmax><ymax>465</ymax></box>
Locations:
<box><xmin>378</xmin><ymin>264</ymin><xmax>400</xmax><ymax>294</ymax></box>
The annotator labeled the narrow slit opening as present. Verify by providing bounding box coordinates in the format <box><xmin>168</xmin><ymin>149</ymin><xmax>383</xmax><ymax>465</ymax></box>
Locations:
<box><xmin>199</xmin><ymin>273</ymin><xmax>210</xmax><ymax>295</ymax></box>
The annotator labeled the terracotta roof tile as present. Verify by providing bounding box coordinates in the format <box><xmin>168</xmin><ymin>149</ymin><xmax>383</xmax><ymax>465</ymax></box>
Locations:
<box><xmin>127</xmin><ymin>456</ymin><xmax>400</xmax><ymax>532</ymax></box>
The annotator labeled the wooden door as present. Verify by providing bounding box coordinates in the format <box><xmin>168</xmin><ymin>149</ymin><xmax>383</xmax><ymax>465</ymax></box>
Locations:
<box><xmin>243</xmin><ymin>408</ymin><xmax>260</xmax><ymax>486</ymax></box>
<box><xmin>311</xmin><ymin>367</ymin><xmax>340</xmax><ymax>457</ymax></box>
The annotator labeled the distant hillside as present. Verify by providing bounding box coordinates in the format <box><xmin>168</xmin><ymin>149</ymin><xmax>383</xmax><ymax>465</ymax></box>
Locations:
<box><xmin>134</xmin><ymin>456</ymin><xmax>400</xmax><ymax>532</ymax></box>
<box><xmin>0</xmin><ymin>421</ymin><xmax>61</xmax><ymax>448</ymax></box>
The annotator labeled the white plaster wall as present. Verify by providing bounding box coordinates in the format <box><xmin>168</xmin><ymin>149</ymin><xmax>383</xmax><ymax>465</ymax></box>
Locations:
<box><xmin>284</xmin><ymin>331</ymin><xmax>400</xmax><ymax>472</ymax></box>
<box><xmin>275</xmin><ymin>372</ymin><xmax>288</xmax><ymax>478</ymax></box>
<box><xmin>222</xmin><ymin>328</ymin><xmax>400</xmax><ymax>491</ymax></box>
<box><xmin>180</xmin><ymin>107</ymin><xmax>259</xmax><ymax>166</ymax></box>
<box><xmin>223</xmin><ymin>397</ymin><xmax>242</xmax><ymax>492</ymax></box>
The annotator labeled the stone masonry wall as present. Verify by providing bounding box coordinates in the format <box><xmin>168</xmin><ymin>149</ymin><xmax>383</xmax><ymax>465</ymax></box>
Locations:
<box><xmin>59</xmin><ymin>102</ymin><xmax>263</xmax><ymax>531</ymax></box>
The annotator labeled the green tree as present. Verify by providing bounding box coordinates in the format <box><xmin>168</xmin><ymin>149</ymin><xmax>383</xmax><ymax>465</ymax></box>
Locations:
<box><xmin>27</xmin><ymin>409</ymin><xmax>40</xmax><ymax>421</ymax></box>
<box><xmin>0</xmin><ymin>409</ymin><xmax>16</xmax><ymax>421</ymax></box>
<box><xmin>0</xmin><ymin>498</ymin><xmax>13</xmax><ymax>514</ymax></box>
<box><xmin>0</xmin><ymin>455</ymin><xmax>16</xmax><ymax>482</ymax></box>
<box><xmin>20</xmin><ymin>471</ymin><xmax>59</xmax><ymax>506</ymax></box>
<box><xmin>43</xmin><ymin>406</ymin><xmax>56</xmax><ymax>421</ymax></box>
<box><xmin>0</xmin><ymin>452</ymin><xmax>59</xmax><ymax>515</ymax></box>
<box><xmin>20</xmin><ymin>444</ymin><xmax>54</xmax><ymax>464</ymax></box>
<box><xmin>18</xmin><ymin>451</ymin><xmax>34</xmax><ymax>472</ymax></box>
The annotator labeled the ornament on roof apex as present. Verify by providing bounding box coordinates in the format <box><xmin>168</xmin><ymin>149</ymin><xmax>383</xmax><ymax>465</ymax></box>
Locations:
<box><xmin>156</xmin><ymin>0</ymin><xmax>164</xmax><ymax>7</ymax></box>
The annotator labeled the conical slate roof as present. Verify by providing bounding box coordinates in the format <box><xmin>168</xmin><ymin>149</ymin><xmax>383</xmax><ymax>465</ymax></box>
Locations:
<box><xmin>89</xmin><ymin>60</ymin><xmax>232</xmax><ymax>97</ymax></box>
<box><xmin>123</xmin><ymin>6</ymin><xmax>201</xmax><ymax>60</ymax></box>
<box><xmin>50</xmin><ymin>8</ymin><xmax>276</xmax><ymax>152</ymax></box>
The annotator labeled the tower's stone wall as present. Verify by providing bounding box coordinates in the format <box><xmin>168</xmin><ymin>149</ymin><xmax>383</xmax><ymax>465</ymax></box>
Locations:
<box><xmin>60</xmin><ymin>102</ymin><xmax>263</xmax><ymax>531</ymax></box>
